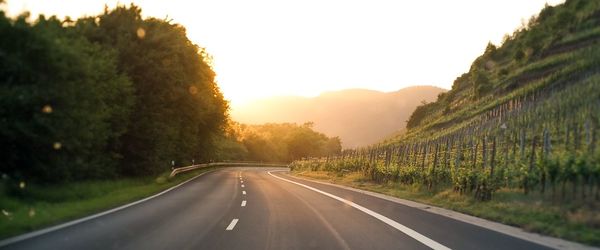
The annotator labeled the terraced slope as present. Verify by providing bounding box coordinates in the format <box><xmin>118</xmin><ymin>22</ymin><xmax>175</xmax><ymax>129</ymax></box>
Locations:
<box><xmin>291</xmin><ymin>0</ymin><xmax>600</xmax><ymax>245</ymax></box>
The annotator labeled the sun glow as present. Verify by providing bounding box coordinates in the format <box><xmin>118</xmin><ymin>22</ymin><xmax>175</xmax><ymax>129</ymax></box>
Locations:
<box><xmin>3</xmin><ymin>0</ymin><xmax>565</xmax><ymax>106</ymax></box>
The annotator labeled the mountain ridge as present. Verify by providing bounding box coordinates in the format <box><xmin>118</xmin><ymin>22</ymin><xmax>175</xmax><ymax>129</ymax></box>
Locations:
<box><xmin>232</xmin><ymin>85</ymin><xmax>446</xmax><ymax>148</ymax></box>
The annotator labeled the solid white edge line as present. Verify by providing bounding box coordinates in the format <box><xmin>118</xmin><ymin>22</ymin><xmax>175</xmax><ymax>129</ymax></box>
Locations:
<box><xmin>241</xmin><ymin>200</ymin><xmax>247</xmax><ymax>207</ymax></box>
<box><xmin>268</xmin><ymin>171</ymin><xmax>451</xmax><ymax>250</ymax></box>
<box><xmin>284</xmin><ymin>173</ymin><xmax>598</xmax><ymax>250</ymax></box>
<box><xmin>226</xmin><ymin>219</ymin><xmax>239</xmax><ymax>230</ymax></box>
<box><xmin>0</xmin><ymin>168</ymin><xmax>220</xmax><ymax>247</ymax></box>
<box><xmin>242</xmin><ymin>191</ymin><xmax>246</xmax><ymax>195</ymax></box>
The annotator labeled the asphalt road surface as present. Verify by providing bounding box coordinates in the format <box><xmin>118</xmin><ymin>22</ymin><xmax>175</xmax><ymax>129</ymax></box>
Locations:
<box><xmin>1</xmin><ymin>167</ymin><xmax>554</xmax><ymax>250</ymax></box>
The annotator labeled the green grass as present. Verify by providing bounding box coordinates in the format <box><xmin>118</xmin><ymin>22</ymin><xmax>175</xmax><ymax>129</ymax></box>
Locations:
<box><xmin>0</xmin><ymin>167</ymin><xmax>219</xmax><ymax>240</ymax></box>
<box><xmin>292</xmin><ymin>170</ymin><xmax>600</xmax><ymax>246</ymax></box>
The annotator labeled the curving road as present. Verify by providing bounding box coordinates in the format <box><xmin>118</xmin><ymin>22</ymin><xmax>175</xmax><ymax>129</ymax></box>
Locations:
<box><xmin>1</xmin><ymin>168</ymin><xmax>558</xmax><ymax>249</ymax></box>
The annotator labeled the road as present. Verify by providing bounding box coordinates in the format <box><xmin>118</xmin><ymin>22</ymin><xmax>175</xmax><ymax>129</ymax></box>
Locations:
<box><xmin>1</xmin><ymin>167</ymin><xmax>555</xmax><ymax>250</ymax></box>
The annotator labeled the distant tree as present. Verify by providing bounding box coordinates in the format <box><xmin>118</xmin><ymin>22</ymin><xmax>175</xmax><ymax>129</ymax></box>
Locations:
<box><xmin>286</xmin><ymin>126</ymin><xmax>325</xmax><ymax>160</ymax></box>
<box><xmin>324</xmin><ymin>137</ymin><xmax>342</xmax><ymax>155</ymax></box>
<box><xmin>484</xmin><ymin>42</ymin><xmax>497</xmax><ymax>57</ymax></box>
<box><xmin>537</xmin><ymin>4</ymin><xmax>556</xmax><ymax>23</ymax></box>
<box><xmin>243</xmin><ymin>132</ymin><xmax>278</xmax><ymax>162</ymax></box>
<box><xmin>236</xmin><ymin>123</ymin><xmax>341</xmax><ymax>162</ymax></box>
<box><xmin>470</xmin><ymin>67</ymin><xmax>490</xmax><ymax>99</ymax></box>
<box><xmin>406</xmin><ymin>102</ymin><xmax>436</xmax><ymax>129</ymax></box>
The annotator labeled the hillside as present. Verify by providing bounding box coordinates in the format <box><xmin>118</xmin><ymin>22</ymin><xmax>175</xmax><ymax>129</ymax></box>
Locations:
<box><xmin>291</xmin><ymin>0</ymin><xmax>600</xmax><ymax>245</ymax></box>
<box><xmin>231</xmin><ymin>86</ymin><xmax>445</xmax><ymax>148</ymax></box>
<box><xmin>396</xmin><ymin>0</ymin><xmax>600</xmax><ymax>142</ymax></box>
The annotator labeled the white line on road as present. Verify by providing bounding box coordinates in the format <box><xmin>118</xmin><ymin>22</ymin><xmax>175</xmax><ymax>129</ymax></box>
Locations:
<box><xmin>268</xmin><ymin>171</ymin><xmax>451</xmax><ymax>250</ymax></box>
<box><xmin>241</xmin><ymin>200</ymin><xmax>247</xmax><ymax>207</ymax></box>
<box><xmin>242</xmin><ymin>191</ymin><xmax>246</xmax><ymax>195</ymax></box>
<box><xmin>0</xmin><ymin>169</ymin><xmax>219</xmax><ymax>247</ymax></box>
<box><xmin>226</xmin><ymin>219</ymin><xmax>239</xmax><ymax>230</ymax></box>
<box><xmin>241</xmin><ymin>184</ymin><xmax>245</xmax><ymax>188</ymax></box>
<box><xmin>240</xmin><ymin>180</ymin><xmax>243</xmax><ymax>183</ymax></box>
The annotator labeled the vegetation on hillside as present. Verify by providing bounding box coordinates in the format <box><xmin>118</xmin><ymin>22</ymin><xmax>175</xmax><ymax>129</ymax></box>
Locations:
<box><xmin>292</xmin><ymin>0</ymin><xmax>600</xmax><ymax>245</ymax></box>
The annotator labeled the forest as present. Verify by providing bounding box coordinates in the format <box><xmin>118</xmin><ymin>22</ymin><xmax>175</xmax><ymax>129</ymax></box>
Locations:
<box><xmin>0</xmin><ymin>4</ymin><xmax>340</xmax><ymax>187</ymax></box>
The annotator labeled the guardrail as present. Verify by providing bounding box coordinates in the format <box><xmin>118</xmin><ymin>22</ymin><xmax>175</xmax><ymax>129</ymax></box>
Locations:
<box><xmin>169</xmin><ymin>162</ymin><xmax>289</xmax><ymax>177</ymax></box>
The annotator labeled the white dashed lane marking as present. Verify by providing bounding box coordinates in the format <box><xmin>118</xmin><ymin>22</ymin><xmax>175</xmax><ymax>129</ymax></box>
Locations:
<box><xmin>226</xmin><ymin>219</ymin><xmax>239</xmax><ymax>231</ymax></box>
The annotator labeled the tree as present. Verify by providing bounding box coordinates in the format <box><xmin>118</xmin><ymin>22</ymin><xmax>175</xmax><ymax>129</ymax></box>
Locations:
<box><xmin>406</xmin><ymin>102</ymin><xmax>436</xmax><ymax>129</ymax></box>
<box><xmin>470</xmin><ymin>67</ymin><xmax>490</xmax><ymax>99</ymax></box>
<box><xmin>236</xmin><ymin>123</ymin><xmax>341</xmax><ymax>162</ymax></box>
<box><xmin>75</xmin><ymin>5</ymin><xmax>228</xmax><ymax>175</ymax></box>
<box><xmin>324</xmin><ymin>137</ymin><xmax>342</xmax><ymax>155</ymax></box>
<box><xmin>0</xmin><ymin>13</ymin><xmax>133</xmax><ymax>182</ymax></box>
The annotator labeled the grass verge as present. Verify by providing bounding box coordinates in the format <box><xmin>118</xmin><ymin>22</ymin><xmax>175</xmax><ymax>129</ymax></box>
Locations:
<box><xmin>292</xmin><ymin>170</ymin><xmax>600</xmax><ymax>246</ymax></box>
<box><xmin>0</xmin><ymin>167</ymin><xmax>219</xmax><ymax>240</ymax></box>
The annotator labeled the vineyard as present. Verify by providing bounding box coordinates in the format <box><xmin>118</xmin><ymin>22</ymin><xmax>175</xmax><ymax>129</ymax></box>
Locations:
<box><xmin>292</xmin><ymin>73</ymin><xmax>600</xmax><ymax>203</ymax></box>
<box><xmin>291</xmin><ymin>0</ymin><xmax>600</xmax><ymax>206</ymax></box>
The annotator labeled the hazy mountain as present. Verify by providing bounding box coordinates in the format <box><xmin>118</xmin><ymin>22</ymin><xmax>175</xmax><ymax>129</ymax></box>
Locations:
<box><xmin>231</xmin><ymin>86</ymin><xmax>446</xmax><ymax>148</ymax></box>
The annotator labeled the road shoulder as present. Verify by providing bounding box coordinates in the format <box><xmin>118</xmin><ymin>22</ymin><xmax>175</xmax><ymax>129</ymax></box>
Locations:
<box><xmin>281</xmin><ymin>171</ymin><xmax>597</xmax><ymax>250</ymax></box>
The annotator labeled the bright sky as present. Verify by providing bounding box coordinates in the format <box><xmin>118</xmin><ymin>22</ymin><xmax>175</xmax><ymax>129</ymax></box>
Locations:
<box><xmin>3</xmin><ymin>0</ymin><xmax>564</xmax><ymax>106</ymax></box>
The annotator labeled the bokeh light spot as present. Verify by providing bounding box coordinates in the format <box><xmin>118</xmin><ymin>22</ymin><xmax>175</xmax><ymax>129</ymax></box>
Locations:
<box><xmin>42</xmin><ymin>105</ymin><xmax>53</xmax><ymax>114</ymax></box>
<box><xmin>136</xmin><ymin>27</ymin><xmax>146</xmax><ymax>39</ymax></box>
<box><xmin>53</xmin><ymin>142</ymin><xmax>62</xmax><ymax>150</ymax></box>
<box><xmin>2</xmin><ymin>209</ymin><xmax>12</xmax><ymax>220</ymax></box>
<box><xmin>188</xmin><ymin>86</ymin><xmax>198</xmax><ymax>95</ymax></box>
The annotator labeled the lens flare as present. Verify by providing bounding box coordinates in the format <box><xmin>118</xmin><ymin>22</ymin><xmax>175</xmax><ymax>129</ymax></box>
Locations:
<box><xmin>42</xmin><ymin>105</ymin><xmax>53</xmax><ymax>114</ymax></box>
<box><xmin>189</xmin><ymin>86</ymin><xmax>198</xmax><ymax>95</ymax></box>
<box><xmin>136</xmin><ymin>27</ymin><xmax>146</xmax><ymax>39</ymax></box>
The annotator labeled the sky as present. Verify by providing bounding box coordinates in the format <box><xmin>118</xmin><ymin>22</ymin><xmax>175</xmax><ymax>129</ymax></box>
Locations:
<box><xmin>3</xmin><ymin>0</ymin><xmax>564</xmax><ymax>106</ymax></box>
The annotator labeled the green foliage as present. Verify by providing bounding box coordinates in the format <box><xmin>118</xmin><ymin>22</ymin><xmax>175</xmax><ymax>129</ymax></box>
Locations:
<box><xmin>295</xmin><ymin>0</ymin><xmax>600</xmax><ymax>208</ymax></box>
<box><xmin>75</xmin><ymin>5</ymin><xmax>228</xmax><ymax>176</ymax></box>
<box><xmin>406</xmin><ymin>101</ymin><xmax>436</xmax><ymax>129</ymax></box>
<box><xmin>1</xmin><ymin>5</ymin><xmax>229</xmax><ymax>182</ymax></box>
<box><xmin>400</xmin><ymin>0</ymin><xmax>600</xmax><ymax>137</ymax></box>
<box><xmin>235</xmin><ymin>122</ymin><xmax>342</xmax><ymax>162</ymax></box>
<box><xmin>0</xmin><ymin>13</ymin><xmax>133</xmax><ymax>182</ymax></box>
<box><xmin>290</xmin><ymin>1</ymin><xmax>600</xmax><ymax>244</ymax></box>
<box><xmin>470</xmin><ymin>67</ymin><xmax>490</xmax><ymax>99</ymax></box>
<box><xmin>0</xmin><ymin>166</ymin><xmax>218</xmax><ymax>239</ymax></box>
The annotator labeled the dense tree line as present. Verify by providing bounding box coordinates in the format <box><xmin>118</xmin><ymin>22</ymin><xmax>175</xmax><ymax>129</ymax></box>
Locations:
<box><xmin>0</xmin><ymin>5</ymin><xmax>228</xmax><ymax>183</ymax></box>
<box><xmin>222</xmin><ymin>122</ymin><xmax>342</xmax><ymax>163</ymax></box>
<box><xmin>0</xmin><ymin>4</ymin><xmax>344</xmax><ymax>185</ymax></box>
